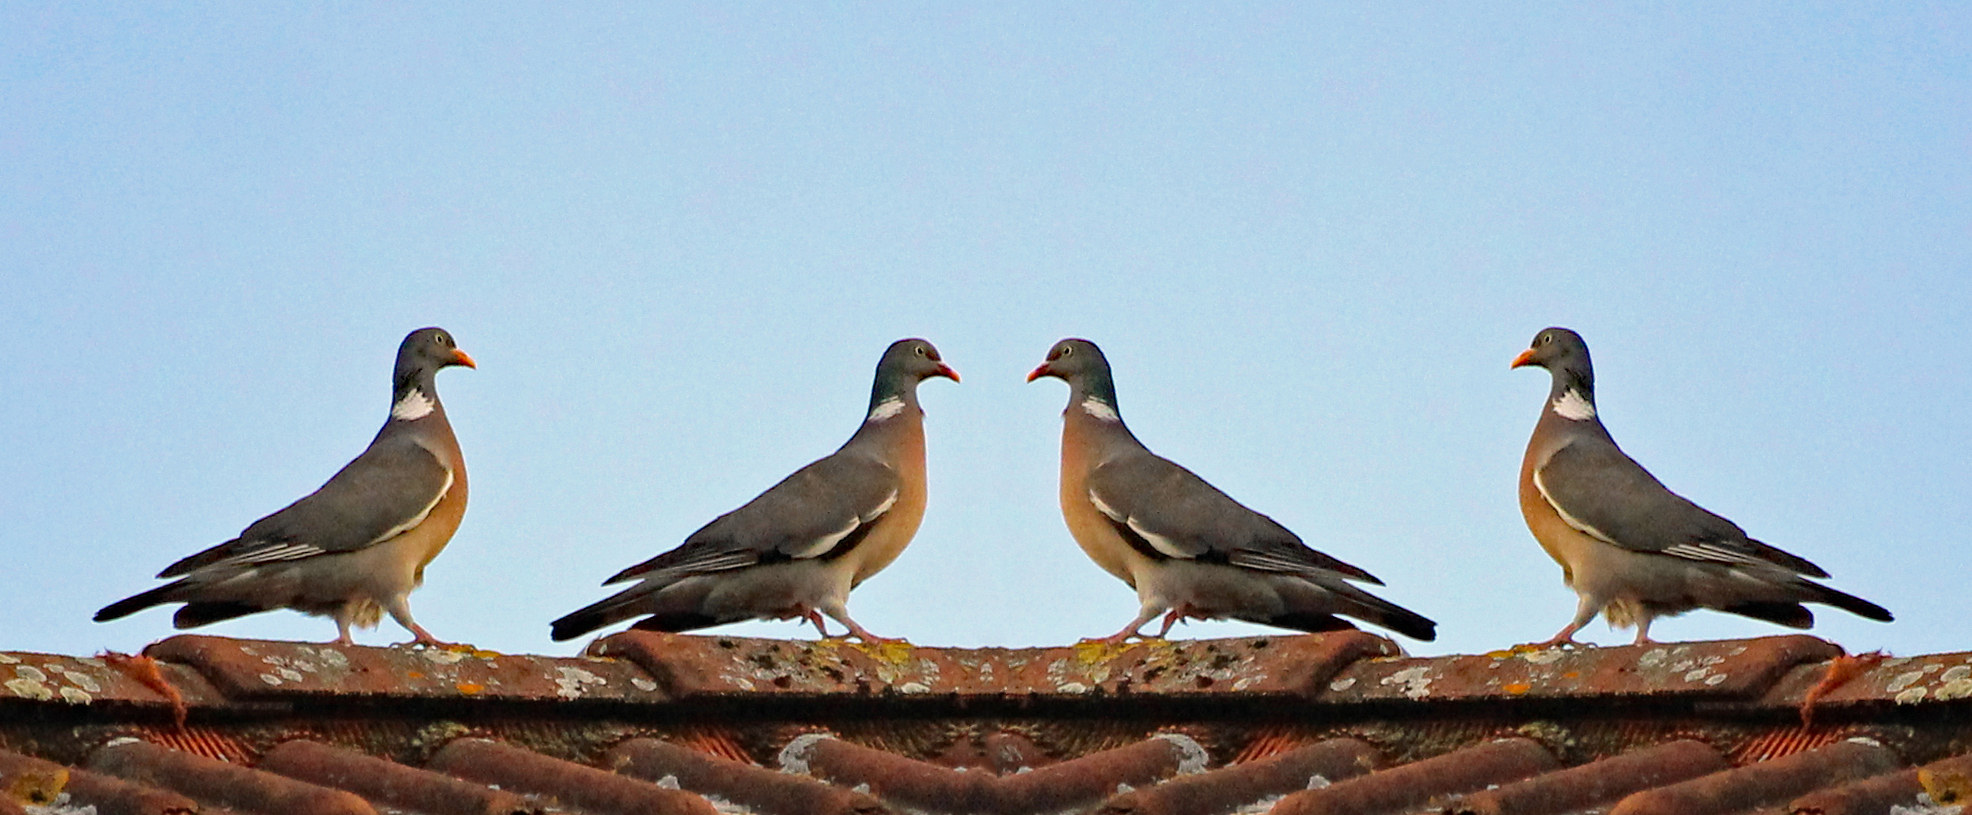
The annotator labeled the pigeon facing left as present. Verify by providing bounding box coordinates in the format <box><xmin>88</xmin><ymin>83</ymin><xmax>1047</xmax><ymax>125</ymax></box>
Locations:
<box><xmin>550</xmin><ymin>339</ymin><xmax>959</xmax><ymax>643</ymax></box>
<box><xmin>1029</xmin><ymin>338</ymin><xmax>1436</xmax><ymax>644</ymax></box>
<box><xmin>1513</xmin><ymin>326</ymin><xmax>1892</xmax><ymax>646</ymax></box>
<box><xmin>95</xmin><ymin>328</ymin><xmax>476</xmax><ymax>646</ymax></box>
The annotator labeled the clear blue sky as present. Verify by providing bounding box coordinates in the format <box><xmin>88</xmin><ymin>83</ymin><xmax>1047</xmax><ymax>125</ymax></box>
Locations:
<box><xmin>4</xmin><ymin>4</ymin><xmax>1966</xmax><ymax>659</ymax></box>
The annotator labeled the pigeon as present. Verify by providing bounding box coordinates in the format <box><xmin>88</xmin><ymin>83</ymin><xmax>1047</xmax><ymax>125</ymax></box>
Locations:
<box><xmin>550</xmin><ymin>338</ymin><xmax>958</xmax><ymax>643</ymax></box>
<box><xmin>1028</xmin><ymin>338</ymin><xmax>1436</xmax><ymax>643</ymax></box>
<box><xmin>1513</xmin><ymin>326</ymin><xmax>1891</xmax><ymax>646</ymax></box>
<box><xmin>96</xmin><ymin>327</ymin><xmax>476</xmax><ymax>646</ymax></box>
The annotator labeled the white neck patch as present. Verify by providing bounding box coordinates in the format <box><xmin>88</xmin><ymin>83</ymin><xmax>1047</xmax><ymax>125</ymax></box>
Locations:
<box><xmin>391</xmin><ymin>389</ymin><xmax>436</xmax><ymax>421</ymax></box>
<box><xmin>1081</xmin><ymin>396</ymin><xmax>1120</xmax><ymax>422</ymax></box>
<box><xmin>867</xmin><ymin>396</ymin><xmax>907</xmax><ymax>422</ymax></box>
<box><xmin>1551</xmin><ymin>389</ymin><xmax>1596</xmax><ymax>421</ymax></box>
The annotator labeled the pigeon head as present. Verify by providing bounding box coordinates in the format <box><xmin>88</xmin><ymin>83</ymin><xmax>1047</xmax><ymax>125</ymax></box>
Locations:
<box><xmin>391</xmin><ymin>327</ymin><xmax>475</xmax><ymax>411</ymax></box>
<box><xmin>1026</xmin><ymin>338</ymin><xmax>1109</xmax><ymax>384</ymax></box>
<box><xmin>1027</xmin><ymin>338</ymin><xmax>1122</xmax><ymax>412</ymax></box>
<box><xmin>1513</xmin><ymin>326</ymin><xmax>1596</xmax><ymax>410</ymax></box>
<box><xmin>866</xmin><ymin>338</ymin><xmax>958</xmax><ymax>414</ymax></box>
<box><xmin>1513</xmin><ymin>327</ymin><xmax>1592</xmax><ymax>377</ymax></box>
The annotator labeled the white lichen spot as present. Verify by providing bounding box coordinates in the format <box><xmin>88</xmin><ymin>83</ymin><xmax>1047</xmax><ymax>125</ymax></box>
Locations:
<box><xmin>1890</xmin><ymin>792</ymin><xmax>1966</xmax><ymax>815</ymax></box>
<box><xmin>1057</xmin><ymin>682</ymin><xmax>1090</xmax><ymax>694</ymax></box>
<box><xmin>1684</xmin><ymin>669</ymin><xmax>1712</xmax><ymax>683</ymax></box>
<box><xmin>1521</xmin><ymin>649</ymin><xmax>1567</xmax><ymax>666</ymax></box>
<box><xmin>1705</xmin><ymin>674</ymin><xmax>1728</xmax><ymax>686</ymax></box>
<box><xmin>59</xmin><ymin>686</ymin><xmax>92</xmax><ymax>704</ymax></box>
<box><xmin>1896</xmin><ymin>686</ymin><xmax>1930</xmax><ymax>704</ymax></box>
<box><xmin>655</xmin><ymin>775</ymin><xmax>680</xmax><ymax>790</ymax></box>
<box><xmin>553</xmin><ymin>666</ymin><xmax>606</xmax><ymax>700</ymax></box>
<box><xmin>6</xmin><ymin>679</ymin><xmax>54</xmax><ymax>701</ymax></box>
<box><xmin>259</xmin><ymin>673</ymin><xmax>284</xmax><ymax>686</ymax></box>
<box><xmin>1942</xmin><ymin>665</ymin><xmax>1971</xmax><ymax>683</ymax></box>
<box><xmin>851</xmin><ymin>783</ymin><xmax>871</xmax><ymax>794</ymax></box>
<box><xmin>53</xmin><ymin>668</ymin><xmax>101</xmax><ymax>694</ymax></box>
<box><xmin>1889</xmin><ymin>671</ymin><xmax>1929</xmax><ymax>693</ymax></box>
<box><xmin>1638</xmin><ymin>648</ymin><xmax>1669</xmax><ymax>668</ymax></box>
<box><xmin>23</xmin><ymin>791</ymin><xmax>98</xmax><ymax>815</ymax></box>
<box><xmin>1115</xmin><ymin>782</ymin><xmax>1135</xmax><ymax>794</ymax></box>
<box><xmin>630</xmin><ymin>677</ymin><xmax>659</xmax><ymax>692</ymax></box>
<box><xmin>16</xmin><ymin>666</ymin><xmax>48</xmax><ymax>683</ymax></box>
<box><xmin>1936</xmin><ymin>679</ymin><xmax>1972</xmax><ymax>701</ymax></box>
<box><xmin>1328</xmin><ymin>677</ymin><xmax>1357</xmax><ymax>692</ymax></box>
<box><xmin>1381</xmin><ymin>666</ymin><xmax>1435</xmax><ymax>700</ymax></box>
<box><xmin>1155</xmin><ymin>733</ymin><xmax>1209</xmax><ymax>775</ymax></box>
<box><xmin>1307</xmin><ymin>774</ymin><xmax>1331</xmax><ymax>789</ymax></box>
<box><xmin>897</xmin><ymin>681</ymin><xmax>931</xmax><ymax>694</ymax></box>
<box><xmin>778</xmin><ymin>733</ymin><xmax>833</xmax><ymax>775</ymax></box>
<box><xmin>421</xmin><ymin>648</ymin><xmax>468</xmax><ymax>665</ymax></box>
<box><xmin>0</xmin><ymin>654</ymin><xmax>18</xmax><ymax>664</ymax></box>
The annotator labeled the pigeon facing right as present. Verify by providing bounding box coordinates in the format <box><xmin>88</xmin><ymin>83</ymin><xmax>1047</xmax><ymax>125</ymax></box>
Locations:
<box><xmin>95</xmin><ymin>327</ymin><xmax>476</xmax><ymax>646</ymax></box>
<box><xmin>1513</xmin><ymin>326</ymin><xmax>1891</xmax><ymax>647</ymax></box>
<box><xmin>550</xmin><ymin>339</ymin><xmax>958</xmax><ymax>643</ymax></box>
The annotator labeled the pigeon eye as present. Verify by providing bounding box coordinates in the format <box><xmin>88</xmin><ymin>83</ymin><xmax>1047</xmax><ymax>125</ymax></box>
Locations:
<box><xmin>1061</xmin><ymin>346</ymin><xmax>1074</xmax><ymax>357</ymax></box>
<box><xmin>914</xmin><ymin>346</ymin><xmax>926</xmax><ymax>356</ymax></box>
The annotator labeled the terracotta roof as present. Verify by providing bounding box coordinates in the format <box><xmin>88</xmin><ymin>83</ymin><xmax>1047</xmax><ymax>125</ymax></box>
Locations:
<box><xmin>3</xmin><ymin>631</ymin><xmax>1971</xmax><ymax>814</ymax></box>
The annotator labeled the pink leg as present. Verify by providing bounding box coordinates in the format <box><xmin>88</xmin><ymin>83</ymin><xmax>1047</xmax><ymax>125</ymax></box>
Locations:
<box><xmin>1081</xmin><ymin>606</ymin><xmax>1164</xmax><ymax>645</ymax></box>
<box><xmin>1154</xmin><ymin>604</ymin><xmax>1195</xmax><ymax>638</ymax></box>
<box><xmin>803</xmin><ymin>609</ymin><xmax>836</xmax><ymax>638</ymax></box>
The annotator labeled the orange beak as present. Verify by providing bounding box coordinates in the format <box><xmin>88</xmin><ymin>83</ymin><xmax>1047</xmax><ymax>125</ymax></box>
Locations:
<box><xmin>1026</xmin><ymin>363</ymin><xmax>1052</xmax><ymax>383</ymax></box>
<box><xmin>453</xmin><ymin>349</ymin><xmax>478</xmax><ymax>369</ymax></box>
<box><xmin>935</xmin><ymin>364</ymin><xmax>960</xmax><ymax>383</ymax></box>
<box><xmin>1510</xmin><ymin>349</ymin><xmax>1536</xmax><ymax>369</ymax></box>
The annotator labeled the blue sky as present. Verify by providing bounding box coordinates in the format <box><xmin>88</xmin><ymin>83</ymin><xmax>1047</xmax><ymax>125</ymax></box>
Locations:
<box><xmin>3</xmin><ymin>4</ymin><xmax>1966</xmax><ymax>659</ymax></box>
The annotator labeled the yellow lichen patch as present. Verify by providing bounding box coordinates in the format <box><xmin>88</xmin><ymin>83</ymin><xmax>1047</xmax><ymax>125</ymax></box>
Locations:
<box><xmin>1920</xmin><ymin>768</ymin><xmax>1972</xmax><ymax>805</ymax></box>
<box><xmin>5</xmin><ymin>765</ymin><xmax>66</xmax><ymax>805</ymax></box>
<box><xmin>454</xmin><ymin>682</ymin><xmax>484</xmax><ymax>695</ymax></box>
<box><xmin>1072</xmin><ymin>638</ymin><xmax>1156</xmax><ymax>666</ymax></box>
<box><xmin>1502</xmin><ymin>682</ymin><xmax>1533</xmax><ymax>695</ymax></box>
<box><xmin>845</xmin><ymin>639</ymin><xmax>916</xmax><ymax>665</ymax></box>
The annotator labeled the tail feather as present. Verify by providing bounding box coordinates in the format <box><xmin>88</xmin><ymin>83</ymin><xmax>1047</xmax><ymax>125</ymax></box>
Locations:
<box><xmin>174</xmin><ymin>602</ymin><xmax>265</xmax><ymax>629</ymax></box>
<box><xmin>1322</xmin><ymin>581</ymin><xmax>1438</xmax><ymax>642</ymax></box>
<box><xmin>1259</xmin><ymin>611</ymin><xmax>1358</xmax><ymax>635</ymax></box>
<box><xmin>1723</xmin><ymin>601</ymin><xmax>1815</xmax><ymax>628</ymax></box>
<box><xmin>551</xmin><ymin>585</ymin><xmax>664</xmax><ymax>642</ymax></box>
<box><xmin>1807</xmin><ymin>582</ymin><xmax>1894</xmax><ymax>623</ymax></box>
<box><xmin>94</xmin><ymin>582</ymin><xmax>187</xmax><ymax>623</ymax></box>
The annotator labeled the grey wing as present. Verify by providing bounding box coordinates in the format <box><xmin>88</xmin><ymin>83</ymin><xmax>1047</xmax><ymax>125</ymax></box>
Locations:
<box><xmin>1085</xmin><ymin>453</ymin><xmax>1381</xmax><ymax>584</ymax></box>
<box><xmin>160</xmin><ymin>437</ymin><xmax>454</xmax><ymax>577</ymax></box>
<box><xmin>1533</xmin><ymin>440</ymin><xmax>1827</xmax><ymax>576</ymax></box>
<box><xmin>606</xmin><ymin>452</ymin><xmax>900</xmax><ymax>585</ymax></box>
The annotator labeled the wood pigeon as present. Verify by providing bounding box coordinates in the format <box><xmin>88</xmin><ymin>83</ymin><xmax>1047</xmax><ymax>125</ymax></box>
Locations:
<box><xmin>96</xmin><ymin>327</ymin><xmax>476</xmax><ymax>646</ymax></box>
<box><xmin>1513</xmin><ymin>326</ymin><xmax>1891</xmax><ymax>646</ymax></box>
<box><xmin>1028</xmin><ymin>338</ymin><xmax>1436</xmax><ymax>643</ymax></box>
<box><xmin>550</xmin><ymin>338</ymin><xmax>958</xmax><ymax>643</ymax></box>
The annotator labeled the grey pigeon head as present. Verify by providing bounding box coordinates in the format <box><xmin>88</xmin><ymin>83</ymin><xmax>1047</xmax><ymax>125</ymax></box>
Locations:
<box><xmin>1512</xmin><ymin>326</ymin><xmax>1594</xmax><ymax>395</ymax></box>
<box><xmin>394</xmin><ymin>327</ymin><xmax>476</xmax><ymax>387</ymax></box>
<box><xmin>1026</xmin><ymin>338</ymin><xmax>1109</xmax><ymax>383</ymax></box>
<box><xmin>1027</xmin><ymin>338</ymin><xmax>1119</xmax><ymax>407</ymax></box>
<box><xmin>868</xmin><ymin>338</ymin><xmax>958</xmax><ymax>407</ymax></box>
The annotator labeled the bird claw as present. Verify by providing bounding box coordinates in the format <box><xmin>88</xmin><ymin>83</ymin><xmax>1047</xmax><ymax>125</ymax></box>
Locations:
<box><xmin>1521</xmin><ymin>638</ymin><xmax>1587</xmax><ymax>652</ymax></box>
